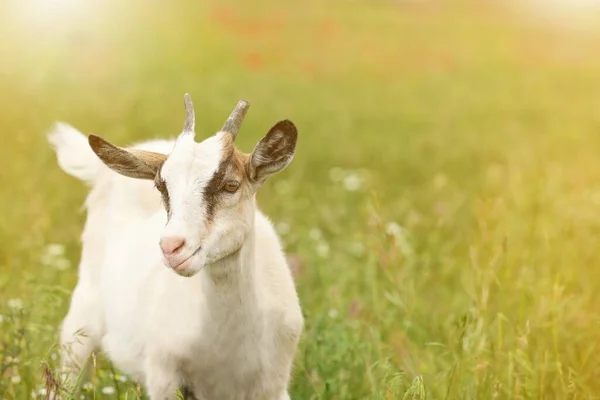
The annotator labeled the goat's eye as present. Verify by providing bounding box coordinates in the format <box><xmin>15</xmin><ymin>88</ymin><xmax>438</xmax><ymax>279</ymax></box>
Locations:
<box><xmin>223</xmin><ymin>181</ymin><xmax>240</xmax><ymax>193</ymax></box>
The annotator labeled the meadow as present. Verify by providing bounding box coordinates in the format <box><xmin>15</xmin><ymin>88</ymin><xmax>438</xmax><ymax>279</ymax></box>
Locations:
<box><xmin>2</xmin><ymin>0</ymin><xmax>600</xmax><ymax>398</ymax></box>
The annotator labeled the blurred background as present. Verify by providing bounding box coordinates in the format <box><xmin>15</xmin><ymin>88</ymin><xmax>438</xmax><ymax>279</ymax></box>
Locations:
<box><xmin>2</xmin><ymin>0</ymin><xmax>600</xmax><ymax>398</ymax></box>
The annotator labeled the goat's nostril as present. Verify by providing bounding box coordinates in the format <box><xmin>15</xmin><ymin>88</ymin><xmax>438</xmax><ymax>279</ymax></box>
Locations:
<box><xmin>160</xmin><ymin>236</ymin><xmax>186</xmax><ymax>255</ymax></box>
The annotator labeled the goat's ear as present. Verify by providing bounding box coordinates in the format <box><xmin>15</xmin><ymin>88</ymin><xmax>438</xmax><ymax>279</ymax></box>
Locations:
<box><xmin>248</xmin><ymin>120</ymin><xmax>298</xmax><ymax>184</ymax></box>
<box><xmin>88</xmin><ymin>134</ymin><xmax>167</xmax><ymax>180</ymax></box>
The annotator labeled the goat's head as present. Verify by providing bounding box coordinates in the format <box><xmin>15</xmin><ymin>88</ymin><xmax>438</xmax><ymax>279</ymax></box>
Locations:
<box><xmin>88</xmin><ymin>93</ymin><xmax>298</xmax><ymax>277</ymax></box>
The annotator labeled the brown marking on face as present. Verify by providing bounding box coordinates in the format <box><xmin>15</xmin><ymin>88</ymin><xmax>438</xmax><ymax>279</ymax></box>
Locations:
<box><xmin>154</xmin><ymin>163</ymin><xmax>171</xmax><ymax>217</ymax></box>
<box><xmin>203</xmin><ymin>135</ymin><xmax>251</xmax><ymax>224</ymax></box>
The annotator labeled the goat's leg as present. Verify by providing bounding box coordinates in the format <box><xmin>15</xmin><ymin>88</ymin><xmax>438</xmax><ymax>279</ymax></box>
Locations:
<box><xmin>58</xmin><ymin>280</ymin><xmax>104</xmax><ymax>393</ymax></box>
<box><xmin>144</xmin><ymin>353</ymin><xmax>182</xmax><ymax>400</ymax></box>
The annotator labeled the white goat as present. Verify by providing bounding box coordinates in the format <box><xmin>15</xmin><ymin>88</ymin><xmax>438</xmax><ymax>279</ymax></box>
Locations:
<box><xmin>47</xmin><ymin>94</ymin><xmax>304</xmax><ymax>400</ymax></box>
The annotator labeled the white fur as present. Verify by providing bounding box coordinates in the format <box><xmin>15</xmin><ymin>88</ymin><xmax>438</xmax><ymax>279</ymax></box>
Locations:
<box><xmin>49</xmin><ymin>123</ymin><xmax>303</xmax><ymax>400</ymax></box>
<box><xmin>47</xmin><ymin>122</ymin><xmax>101</xmax><ymax>184</ymax></box>
<box><xmin>158</xmin><ymin>132</ymin><xmax>225</xmax><ymax>274</ymax></box>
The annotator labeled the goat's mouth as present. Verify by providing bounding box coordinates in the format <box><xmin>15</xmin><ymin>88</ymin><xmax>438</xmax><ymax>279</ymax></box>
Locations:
<box><xmin>172</xmin><ymin>246</ymin><xmax>202</xmax><ymax>271</ymax></box>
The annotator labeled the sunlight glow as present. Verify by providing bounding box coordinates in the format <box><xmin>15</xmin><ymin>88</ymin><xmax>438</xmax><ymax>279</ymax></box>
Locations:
<box><xmin>524</xmin><ymin>0</ymin><xmax>600</xmax><ymax>30</ymax></box>
<box><xmin>13</xmin><ymin>0</ymin><xmax>91</xmax><ymax>26</ymax></box>
<box><xmin>550</xmin><ymin>0</ymin><xmax>600</xmax><ymax>7</ymax></box>
<box><xmin>533</xmin><ymin>0</ymin><xmax>600</xmax><ymax>12</ymax></box>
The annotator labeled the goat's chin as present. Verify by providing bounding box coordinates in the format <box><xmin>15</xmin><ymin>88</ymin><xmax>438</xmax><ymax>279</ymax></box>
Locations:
<box><xmin>174</xmin><ymin>264</ymin><xmax>203</xmax><ymax>278</ymax></box>
<box><xmin>172</xmin><ymin>252</ymin><xmax>207</xmax><ymax>278</ymax></box>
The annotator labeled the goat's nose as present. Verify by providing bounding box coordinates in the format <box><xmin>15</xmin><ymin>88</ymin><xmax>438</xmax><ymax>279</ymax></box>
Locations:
<box><xmin>160</xmin><ymin>236</ymin><xmax>186</xmax><ymax>255</ymax></box>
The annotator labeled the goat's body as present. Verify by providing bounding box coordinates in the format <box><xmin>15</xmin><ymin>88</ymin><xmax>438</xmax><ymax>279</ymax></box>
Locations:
<box><xmin>51</xmin><ymin>125</ymin><xmax>303</xmax><ymax>399</ymax></box>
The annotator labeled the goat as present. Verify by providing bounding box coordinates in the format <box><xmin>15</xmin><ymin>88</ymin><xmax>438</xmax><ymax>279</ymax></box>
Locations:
<box><xmin>47</xmin><ymin>94</ymin><xmax>304</xmax><ymax>400</ymax></box>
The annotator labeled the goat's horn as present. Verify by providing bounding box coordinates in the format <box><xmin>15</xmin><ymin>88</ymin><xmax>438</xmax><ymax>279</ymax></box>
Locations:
<box><xmin>221</xmin><ymin>100</ymin><xmax>250</xmax><ymax>139</ymax></box>
<box><xmin>183</xmin><ymin>93</ymin><xmax>195</xmax><ymax>132</ymax></box>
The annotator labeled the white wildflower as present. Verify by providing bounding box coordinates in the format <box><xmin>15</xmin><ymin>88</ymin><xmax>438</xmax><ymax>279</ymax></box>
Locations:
<box><xmin>309</xmin><ymin>228</ymin><xmax>322</xmax><ymax>241</ymax></box>
<box><xmin>46</xmin><ymin>243</ymin><xmax>65</xmax><ymax>257</ymax></box>
<box><xmin>343</xmin><ymin>173</ymin><xmax>363</xmax><ymax>191</ymax></box>
<box><xmin>38</xmin><ymin>388</ymin><xmax>47</xmax><ymax>396</ymax></box>
<box><xmin>51</xmin><ymin>353</ymin><xmax>57</xmax><ymax>360</ymax></box>
<box><xmin>117</xmin><ymin>374</ymin><xmax>127</xmax><ymax>383</ymax></box>
<box><xmin>328</xmin><ymin>309</ymin><xmax>339</xmax><ymax>319</ymax></box>
<box><xmin>316</xmin><ymin>242</ymin><xmax>330</xmax><ymax>258</ymax></box>
<box><xmin>8</xmin><ymin>298</ymin><xmax>23</xmax><ymax>310</ymax></box>
<box><xmin>41</xmin><ymin>243</ymin><xmax>71</xmax><ymax>270</ymax></box>
<box><xmin>83</xmin><ymin>382</ymin><xmax>93</xmax><ymax>390</ymax></box>
<box><xmin>385</xmin><ymin>222</ymin><xmax>413</xmax><ymax>257</ymax></box>
<box><xmin>385</xmin><ymin>222</ymin><xmax>403</xmax><ymax>237</ymax></box>
<box><xmin>11</xmin><ymin>375</ymin><xmax>21</xmax><ymax>384</ymax></box>
<box><xmin>102</xmin><ymin>386</ymin><xmax>115</xmax><ymax>395</ymax></box>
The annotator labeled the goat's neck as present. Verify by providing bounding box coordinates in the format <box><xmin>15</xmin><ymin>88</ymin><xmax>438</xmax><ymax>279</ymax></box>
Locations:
<box><xmin>201</xmin><ymin>223</ymin><xmax>258</xmax><ymax>316</ymax></box>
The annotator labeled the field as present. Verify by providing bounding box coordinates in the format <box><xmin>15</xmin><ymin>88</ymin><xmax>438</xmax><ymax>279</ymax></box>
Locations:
<box><xmin>2</xmin><ymin>0</ymin><xmax>600</xmax><ymax>398</ymax></box>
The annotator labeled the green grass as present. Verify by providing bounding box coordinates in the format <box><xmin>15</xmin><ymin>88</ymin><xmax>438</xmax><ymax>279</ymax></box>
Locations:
<box><xmin>2</xmin><ymin>0</ymin><xmax>600</xmax><ymax>398</ymax></box>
